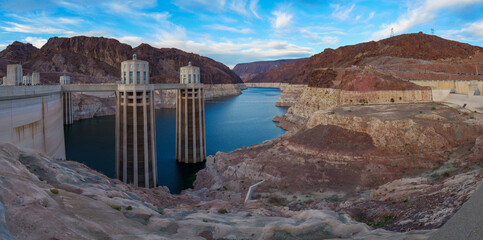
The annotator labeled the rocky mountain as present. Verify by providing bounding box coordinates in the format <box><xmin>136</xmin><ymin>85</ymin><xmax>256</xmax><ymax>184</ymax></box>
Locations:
<box><xmin>0</xmin><ymin>41</ymin><xmax>39</xmax><ymax>76</ymax></box>
<box><xmin>249</xmin><ymin>32</ymin><xmax>483</xmax><ymax>84</ymax></box>
<box><xmin>0</xmin><ymin>36</ymin><xmax>243</xmax><ymax>85</ymax></box>
<box><xmin>233</xmin><ymin>58</ymin><xmax>302</xmax><ymax>82</ymax></box>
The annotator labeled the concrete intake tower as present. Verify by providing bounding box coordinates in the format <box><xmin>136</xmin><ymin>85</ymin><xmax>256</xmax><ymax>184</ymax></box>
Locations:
<box><xmin>176</xmin><ymin>62</ymin><xmax>206</xmax><ymax>163</ymax></box>
<box><xmin>115</xmin><ymin>54</ymin><xmax>157</xmax><ymax>188</ymax></box>
<box><xmin>60</xmin><ymin>74</ymin><xmax>73</xmax><ymax>125</ymax></box>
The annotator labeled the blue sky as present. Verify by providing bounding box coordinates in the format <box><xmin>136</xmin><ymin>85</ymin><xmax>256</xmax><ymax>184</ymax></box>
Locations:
<box><xmin>1</xmin><ymin>0</ymin><xmax>483</xmax><ymax>67</ymax></box>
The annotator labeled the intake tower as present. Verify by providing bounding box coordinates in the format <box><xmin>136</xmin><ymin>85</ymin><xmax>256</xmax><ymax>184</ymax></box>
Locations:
<box><xmin>115</xmin><ymin>54</ymin><xmax>157</xmax><ymax>188</ymax></box>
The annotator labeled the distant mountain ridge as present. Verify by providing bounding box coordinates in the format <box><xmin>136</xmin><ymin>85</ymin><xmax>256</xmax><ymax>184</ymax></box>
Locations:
<box><xmin>0</xmin><ymin>36</ymin><xmax>243</xmax><ymax>85</ymax></box>
<box><xmin>248</xmin><ymin>33</ymin><xmax>483</xmax><ymax>84</ymax></box>
<box><xmin>233</xmin><ymin>58</ymin><xmax>303</xmax><ymax>82</ymax></box>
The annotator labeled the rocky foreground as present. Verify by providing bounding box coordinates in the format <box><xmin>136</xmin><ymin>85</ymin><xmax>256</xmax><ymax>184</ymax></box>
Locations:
<box><xmin>1</xmin><ymin>100</ymin><xmax>481</xmax><ymax>239</ymax></box>
<box><xmin>195</xmin><ymin>101</ymin><xmax>483</xmax><ymax>234</ymax></box>
<box><xmin>0</xmin><ymin>143</ymin><xmax>434</xmax><ymax>240</ymax></box>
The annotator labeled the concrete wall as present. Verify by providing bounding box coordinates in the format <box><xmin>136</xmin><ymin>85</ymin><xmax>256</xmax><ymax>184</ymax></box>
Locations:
<box><xmin>431</xmin><ymin>89</ymin><xmax>451</xmax><ymax>102</ymax></box>
<box><xmin>410</xmin><ymin>80</ymin><xmax>483</xmax><ymax>95</ymax></box>
<box><xmin>340</xmin><ymin>89</ymin><xmax>433</xmax><ymax>105</ymax></box>
<box><xmin>288</xmin><ymin>87</ymin><xmax>433</xmax><ymax>119</ymax></box>
<box><xmin>244</xmin><ymin>82</ymin><xmax>289</xmax><ymax>90</ymax></box>
<box><xmin>0</xmin><ymin>86</ymin><xmax>65</xmax><ymax>159</ymax></box>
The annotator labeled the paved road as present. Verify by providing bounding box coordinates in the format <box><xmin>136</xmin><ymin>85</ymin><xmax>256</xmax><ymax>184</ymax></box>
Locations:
<box><xmin>429</xmin><ymin>182</ymin><xmax>483</xmax><ymax>240</ymax></box>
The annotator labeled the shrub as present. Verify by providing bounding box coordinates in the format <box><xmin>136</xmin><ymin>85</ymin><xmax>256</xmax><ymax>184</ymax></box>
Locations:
<box><xmin>125</xmin><ymin>205</ymin><xmax>133</xmax><ymax>211</ymax></box>
<box><xmin>432</xmin><ymin>107</ymin><xmax>436</xmax><ymax>110</ymax></box>
<box><xmin>390</xmin><ymin>98</ymin><xmax>395</xmax><ymax>103</ymax></box>
<box><xmin>50</xmin><ymin>188</ymin><xmax>59</xmax><ymax>194</ymax></box>
<box><xmin>217</xmin><ymin>208</ymin><xmax>228</xmax><ymax>214</ymax></box>
<box><xmin>110</xmin><ymin>204</ymin><xmax>122</xmax><ymax>211</ymax></box>
<box><xmin>158</xmin><ymin>210</ymin><xmax>163</xmax><ymax>215</ymax></box>
<box><xmin>202</xmin><ymin>219</ymin><xmax>208</xmax><ymax>222</ymax></box>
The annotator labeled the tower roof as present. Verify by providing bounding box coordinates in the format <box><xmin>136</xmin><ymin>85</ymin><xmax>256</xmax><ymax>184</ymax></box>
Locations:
<box><xmin>181</xmin><ymin>61</ymin><xmax>199</xmax><ymax>69</ymax></box>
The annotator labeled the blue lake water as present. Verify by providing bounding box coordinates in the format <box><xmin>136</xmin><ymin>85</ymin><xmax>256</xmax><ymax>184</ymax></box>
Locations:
<box><xmin>64</xmin><ymin>88</ymin><xmax>287</xmax><ymax>193</ymax></box>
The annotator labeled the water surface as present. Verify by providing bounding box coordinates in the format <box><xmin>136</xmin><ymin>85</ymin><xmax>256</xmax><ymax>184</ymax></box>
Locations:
<box><xmin>65</xmin><ymin>88</ymin><xmax>287</xmax><ymax>193</ymax></box>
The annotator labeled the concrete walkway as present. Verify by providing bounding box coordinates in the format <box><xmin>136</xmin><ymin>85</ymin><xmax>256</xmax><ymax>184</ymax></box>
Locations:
<box><xmin>429</xmin><ymin>182</ymin><xmax>483</xmax><ymax>240</ymax></box>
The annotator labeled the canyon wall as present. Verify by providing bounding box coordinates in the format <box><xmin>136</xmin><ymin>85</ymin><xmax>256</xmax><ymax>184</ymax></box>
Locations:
<box><xmin>0</xmin><ymin>86</ymin><xmax>65</xmax><ymax>159</ymax></box>
<box><xmin>288</xmin><ymin>87</ymin><xmax>433</xmax><ymax>119</ymax></box>
<box><xmin>242</xmin><ymin>83</ymin><xmax>307</xmax><ymax>107</ymax></box>
<box><xmin>71</xmin><ymin>83</ymin><xmax>247</xmax><ymax>119</ymax></box>
<box><xmin>203</xmin><ymin>83</ymin><xmax>247</xmax><ymax>99</ymax></box>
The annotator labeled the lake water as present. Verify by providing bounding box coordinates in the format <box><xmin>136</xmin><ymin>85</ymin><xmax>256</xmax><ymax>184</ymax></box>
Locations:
<box><xmin>64</xmin><ymin>88</ymin><xmax>287</xmax><ymax>193</ymax></box>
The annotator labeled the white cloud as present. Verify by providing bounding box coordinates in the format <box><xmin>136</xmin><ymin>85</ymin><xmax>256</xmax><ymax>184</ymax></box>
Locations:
<box><xmin>228</xmin><ymin>0</ymin><xmax>249</xmax><ymax>16</ymax></box>
<box><xmin>272</xmin><ymin>11</ymin><xmax>293</xmax><ymax>29</ymax></box>
<box><xmin>205</xmin><ymin>24</ymin><xmax>253</xmax><ymax>34</ymax></box>
<box><xmin>23</xmin><ymin>36</ymin><xmax>47</xmax><ymax>48</ymax></box>
<box><xmin>367</xmin><ymin>11</ymin><xmax>375</xmax><ymax>22</ymax></box>
<box><xmin>1</xmin><ymin>21</ymin><xmax>75</xmax><ymax>35</ymax></box>
<box><xmin>331</xmin><ymin>4</ymin><xmax>355</xmax><ymax>21</ymax></box>
<box><xmin>249</xmin><ymin>0</ymin><xmax>261</xmax><ymax>19</ymax></box>
<box><xmin>441</xmin><ymin>19</ymin><xmax>483</xmax><ymax>41</ymax></box>
<box><xmin>148</xmin><ymin>26</ymin><xmax>311</xmax><ymax>64</ymax></box>
<box><xmin>371</xmin><ymin>0</ymin><xmax>483</xmax><ymax>40</ymax></box>
<box><xmin>117</xmin><ymin>36</ymin><xmax>144</xmax><ymax>47</ymax></box>
<box><xmin>299</xmin><ymin>29</ymin><xmax>339</xmax><ymax>45</ymax></box>
<box><xmin>172</xmin><ymin>0</ymin><xmax>260</xmax><ymax>18</ymax></box>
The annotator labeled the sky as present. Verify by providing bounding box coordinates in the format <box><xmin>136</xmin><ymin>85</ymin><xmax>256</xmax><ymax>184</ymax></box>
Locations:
<box><xmin>1</xmin><ymin>0</ymin><xmax>483</xmax><ymax>68</ymax></box>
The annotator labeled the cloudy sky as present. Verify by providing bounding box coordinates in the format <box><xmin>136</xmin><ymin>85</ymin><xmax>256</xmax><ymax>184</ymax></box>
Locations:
<box><xmin>1</xmin><ymin>0</ymin><xmax>483</xmax><ymax>67</ymax></box>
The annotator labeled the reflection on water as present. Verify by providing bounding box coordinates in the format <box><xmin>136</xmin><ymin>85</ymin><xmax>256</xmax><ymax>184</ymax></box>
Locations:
<box><xmin>65</xmin><ymin>88</ymin><xmax>287</xmax><ymax>193</ymax></box>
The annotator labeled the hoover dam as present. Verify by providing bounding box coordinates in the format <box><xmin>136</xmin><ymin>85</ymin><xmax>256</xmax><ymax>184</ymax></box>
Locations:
<box><xmin>1</xmin><ymin>1</ymin><xmax>483</xmax><ymax>236</ymax></box>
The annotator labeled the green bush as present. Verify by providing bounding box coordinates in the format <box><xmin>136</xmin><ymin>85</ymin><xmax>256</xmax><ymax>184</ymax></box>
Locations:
<box><xmin>217</xmin><ymin>208</ymin><xmax>228</xmax><ymax>214</ymax></box>
<box><xmin>50</xmin><ymin>188</ymin><xmax>59</xmax><ymax>194</ymax></box>
<box><xmin>125</xmin><ymin>205</ymin><xmax>133</xmax><ymax>211</ymax></box>
<box><xmin>390</xmin><ymin>98</ymin><xmax>395</xmax><ymax>103</ymax></box>
<box><xmin>110</xmin><ymin>204</ymin><xmax>122</xmax><ymax>211</ymax></box>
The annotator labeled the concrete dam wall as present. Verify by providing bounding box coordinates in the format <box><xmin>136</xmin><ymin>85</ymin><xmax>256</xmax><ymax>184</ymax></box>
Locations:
<box><xmin>0</xmin><ymin>86</ymin><xmax>65</xmax><ymax>159</ymax></box>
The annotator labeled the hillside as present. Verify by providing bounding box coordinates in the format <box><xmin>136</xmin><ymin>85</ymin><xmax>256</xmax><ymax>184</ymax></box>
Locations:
<box><xmin>233</xmin><ymin>58</ymin><xmax>302</xmax><ymax>82</ymax></box>
<box><xmin>249</xmin><ymin>32</ymin><xmax>483</xmax><ymax>84</ymax></box>
<box><xmin>0</xmin><ymin>36</ymin><xmax>243</xmax><ymax>85</ymax></box>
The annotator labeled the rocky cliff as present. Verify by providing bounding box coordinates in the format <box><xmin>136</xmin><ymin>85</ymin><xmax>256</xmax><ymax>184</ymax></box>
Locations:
<box><xmin>195</xmin><ymin>102</ymin><xmax>483</xmax><ymax>232</ymax></box>
<box><xmin>233</xmin><ymin>59</ymin><xmax>302</xmax><ymax>82</ymax></box>
<box><xmin>0</xmin><ymin>36</ymin><xmax>243</xmax><ymax>85</ymax></box>
<box><xmin>0</xmin><ymin>142</ymin><xmax>434</xmax><ymax>239</ymax></box>
<box><xmin>249</xmin><ymin>33</ymin><xmax>483</xmax><ymax>84</ymax></box>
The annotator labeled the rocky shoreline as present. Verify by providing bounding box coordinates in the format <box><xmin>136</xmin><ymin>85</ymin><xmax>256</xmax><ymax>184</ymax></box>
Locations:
<box><xmin>195</xmin><ymin>100</ymin><xmax>483</xmax><ymax>233</ymax></box>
